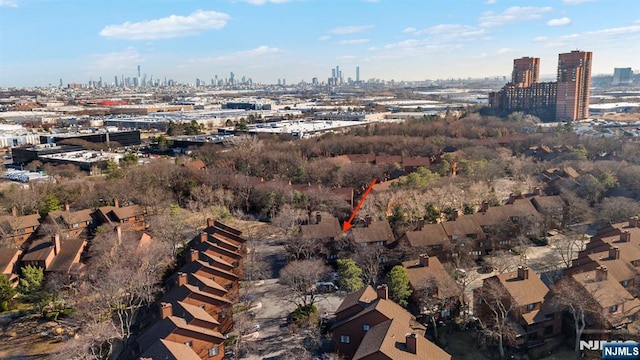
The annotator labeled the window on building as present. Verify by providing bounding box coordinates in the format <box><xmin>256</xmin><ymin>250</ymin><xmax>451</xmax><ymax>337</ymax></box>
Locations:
<box><xmin>544</xmin><ymin>325</ymin><xmax>554</xmax><ymax>335</ymax></box>
<box><xmin>610</xmin><ymin>305</ymin><xmax>619</xmax><ymax>313</ymax></box>
<box><xmin>527</xmin><ymin>303</ymin><xmax>535</xmax><ymax>311</ymax></box>
<box><xmin>360</xmin><ymin>243</ymin><xmax>367</xmax><ymax>247</ymax></box>
<box><xmin>209</xmin><ymin>346</ymin><xmax>219</xmax><ymax>357</ymax></box>
<box><xmin>441</xmin><ymin>309</ymin><xmax>451</xmax><ymax>318</ymax></box>
<box><xmin>72</xmin><ymin>223</ymin><xmax>79</xmax><ymax>228</ymax></box>
<box><xmin>622</xmin><ymin>280</ymin><xmax>630</xmax><ymax>287</ymax></box>
<box><xmin>432</xmin><ymin>244</ymin><xmax>441</xmax><ymax>250</ymax></box>
<box><xmin>363</xmin><ymin>324</ymin><xmax>370</xmax><ymax>331</ymax></box>
<box><xmin>340</xmin><ymin>335</ymin><xmax>350</xmax><ymax>343</ymax></box>
<box><xmin>185</xmin><ymin>341</ymin><xmax>193</xmax><ymax>347</ymax></box>
<box><xmin>375</xmin><ymin>241</ymin><xmax>385</xmax><ymax>246</ymax></box>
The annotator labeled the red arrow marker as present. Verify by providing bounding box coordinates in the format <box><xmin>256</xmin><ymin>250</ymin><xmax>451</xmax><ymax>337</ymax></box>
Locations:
<box><xmin>343</xmin><ymin>178</ymin><xmax>377</xmax><ymax>232</ymax></box>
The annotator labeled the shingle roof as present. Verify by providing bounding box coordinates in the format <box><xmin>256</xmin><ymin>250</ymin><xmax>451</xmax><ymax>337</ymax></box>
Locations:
<box><xmin>402</xmin><ymin>257</ymin><xmax>461</xmax><ymax>300</ymax></box>
<box><xmin>47</xmin><ymin>238</ymin><xmax>86</xmax><ymax>273</ymax></box>
<box><xmin>334</xmin><ymin>285</ymin><xmax>378</xmax><ymax>316</ymax></box>
<box><xmin>494</xmin><ymin>269</ymin><xmax>549</xmax><ymax>307</ymax></box>
<box><xmin>48</xmin><ymin>208</ymin><xmax>93</xmax><ymax>226</ymax></box>
<box><xmin>350</xmin><ymin>220</ymin><xmax>394</xmax><ymax>244</ymax></box>
<box><xmin>299</xmin><ymin>216</ymin><xmax>342</xmax><ymax>240</ymax></box>
<box><xmin>176</xmin><ymin>301</ymin><xmax>220</xmax><ymax>326</ymax></box>
<box><xmin>136</xmin><ymin>316</ymin><xmax>224</xmax><ymax>352</ymax></box>
<box><xmin>353</xmin><ymin>318</ymin><xmax>451</xmax><ymax>360</ymax></box>
<box><xmin>21</xmin><ymin>239</ymin><xmax>54</xmax><ymax>262</ymax></box>
<box><xmin>0</xmin><ymin>247</ymin><xmax>21</xmax><ymax>274</ymax></box>
<box><xmin>0</xmin><ymin>213</ymin><xmax>40</xmax><ymax>232</ymax></box>
<box><xmin>402</xmin><ymin>223</ymin><xmax>449</xmax><ymax>247</ymax></box>
<box><xmin>140</xmin><ymin>339</ymin><xmax>201</xmax><ymax>360</ymax></box>
<box><xmin>441</xmin><ymin>217</ymin><xmax>482</xmax><ymax>239</ymax></box>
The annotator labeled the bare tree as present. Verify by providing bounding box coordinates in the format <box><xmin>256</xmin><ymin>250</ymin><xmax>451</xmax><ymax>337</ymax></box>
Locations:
<box><xmin>354</xmin><ymin>246</ymin><xmax>384</xmax><ymax>286</ymax></box>
<box><xmin>414</xmin><ymin>276</ymin><xmax>454</xmax><ymax>342</ymax></box>
<box><xmin>551</xmin><ymin>231</ymin><xmax>586</xmax><ymax>269</ymax></box>
<box><xmin>552</xmin><ymin>277</ymin><xmax>603</xmax><ymax>354</ymax></box>
<box><xmin>279</xmin><ymin>259</ymin><xmax>330</xmax><ymax>309</ymax></box>
<box><xmin>147</xmin><ymin>210</ymin><xmax>188</xmax><ymax>257</ymax></box>
<box><xmin>271</xmin><ymin>204</ymin><xmax>308</xmax><ymax>238</ymax></box>
<box><xmin>65</xmin><ymin>230</ymin><xmax>173</xmax><ymax>358</ymax></box>
<box><xmin>474</xmin><ymin>279</ymin><xmax>520</xmax><ymax>359</ymax></box>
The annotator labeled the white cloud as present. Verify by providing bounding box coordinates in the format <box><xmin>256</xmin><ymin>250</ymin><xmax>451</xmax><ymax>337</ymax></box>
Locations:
<box><xmin>479</xmin><ymin>6</ymin><xmax>553</xmax><ymax>27</ymax></box>
<box><xmin>318</xmin><ymin>35</ymin><xmax>331</xmax><ymax>41</ymax></box>
<box><xmin>563</xmin><ymin>0</ymin><xmax>595</xmax><ymax>4</ymax></box>
<box><xmin>496</xmin><ymin>48</ymin><xmax>518</xmax><ymax>55</ymax></box>
<box><xmin>548</xmin><ymin>17</ymin><xmax>572</xmax><ymax>26</ymax></box>
<box><xmin>185</xmin><ymin>45</ymin><xmax>283</xmax><ymax>66</ymax></box>
<box><xmin>240</xmin><ymin>0</ymin><xmax>292</xmax><ymax>4</ymax></box>
<box><xmin>403</xmin><ymin>27</ymin><xmax>417</xmax><ymax>34</ymax></box>
<box><xmin>339</xmin><ymin>39</ymin><xmax>370</xmax><ymax>45</ymax></box>
<box><xmin>533</xmin><ymin>36</ymin><xmax>547</xmax><ymax>42</ymax></box>
<box><xmin>0</xmin><ymin>0</ymin><xmax>18</xmax><ymax>7</ymax></box>
<box><xmin>87</xmin><ymin>48</ymin><xmax>144</xmax><ymax>73</ymax></box>
<box><xmin>328</xmin><ymin>25</ymin><xmax>374</xmax><ymax>35</ymax></box>
<box><xmin>99</xmin><ymin>10</ymin><xmax>230</xmax><ymax>40</ymax></box>
<box><xmin>485</xmin><ymin>0</ymin><xmax>496</xmax><ymax>4</ymax></box>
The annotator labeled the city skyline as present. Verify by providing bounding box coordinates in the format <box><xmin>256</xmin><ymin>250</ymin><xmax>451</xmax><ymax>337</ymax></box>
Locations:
<box><xmin>1</xmin><ymin>0</ymin><xmax>639</xmax><ymax>87</ymax></box>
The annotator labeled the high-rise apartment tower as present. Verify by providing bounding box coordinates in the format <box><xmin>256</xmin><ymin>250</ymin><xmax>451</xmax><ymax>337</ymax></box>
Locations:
<box><xmin>555</xmin><ymin>50</ymin><xmax>592</xmax><ymax>122</ymax></box>
<box><xmin>512</xmin><ymin>57</ymin><xmax>540</xmax><ymax>88</ymax></box>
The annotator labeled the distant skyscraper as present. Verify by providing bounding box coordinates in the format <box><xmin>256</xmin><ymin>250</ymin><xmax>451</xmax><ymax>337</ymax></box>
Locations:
<box><xmin>613</xmin><ymin>67</ymin><xmax>633</xmax><ymax>85</ymax></box>
<box><xmin>137</xmin><ymin>65</ymin><xmax>141</xmax><ymax>78</ymax></box>
<box><xmin>356</xmin><ymin>66</ymin><xmax>360</xmax><ymax>82</ymax></box>
<box><xmin>512</xmin><ymin>57</ymin><xmax>540</xmax><ymax>87</ymax></box>
<box><xmin>555</xmin><ymin>50</ymin><xmax>592</xmax><ymax>122</ymax></box>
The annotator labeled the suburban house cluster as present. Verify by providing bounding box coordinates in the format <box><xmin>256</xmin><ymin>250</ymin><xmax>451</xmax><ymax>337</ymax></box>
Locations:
<box><xmin>133</xmin><ymin>219</ymin><xmax>246</xmax><ymax>360</ymax></box>
<box><xmin>332</xmin><ymin>284</ymin><xmax>451</xmax><ymax>360</ymax></box>
<box><xmin>0</xmin><ymin>199</ymin><xmax>146</xmax><ymax>287</ymax></box>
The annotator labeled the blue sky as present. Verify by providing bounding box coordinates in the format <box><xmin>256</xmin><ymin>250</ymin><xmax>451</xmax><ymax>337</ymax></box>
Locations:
<box><xmin>0</xmin><ymin>0</ymin><xmax>639</xmax><ymax>87</ymax></box>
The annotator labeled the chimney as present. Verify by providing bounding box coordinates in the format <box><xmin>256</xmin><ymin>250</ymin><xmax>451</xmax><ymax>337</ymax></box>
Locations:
<box><xmin>160</xmin><ymin>302</ymin><xmax>172</xmax><ymax>319</ymax></box>
<box><xmin>609</xmin><ymin>247</ymin><xmax>620</xmax><ymax>260</ymax></box>
<box><xmin>452</xmin><ymin>209</ymin><xmax>459</xmax><ymax>221</ymax></box>
<box><xmin>620</xmin><ymin>231</ymin><xmax>631</xmax><ymax>243</ymax></box>
<box><xmin>419</xmin><ymin>254</ymin><xmax>429</xmax><ymax>267</ymax></box>
<box><xmin>113</xmin><ymin>198</ymin><xmax>120</xmax><ymax>208</ymax></box>
<box><xmin>114</xmin><ymin>226</ymin><xmax>122</xmax><ymax>245</ymax></box>
<box><xmin>517</xmin><ymin>266</ymin><xmax>529</xmax><ymax>280</ymax></box>
<box><xmin>376</xmin><ymin>284</ymin><xmax>388</xmax><ymax>300</ymax></box>
<box><xmin>417</xmin><ymin>219</ymin><xmax>425</xmax><ymax>231</ymax></box>
<box><xmin>481</xmin><ymin>201</ymin><xmax>489</xmax><ymax>213</ymax></box>
<box><xmin>11</xmin><ymin>206</ymin><xmax>17</xmax><ymax>217</ymax></box>
<box><xmin>316</xmin><ymin>212</ymin><xmax>322</xmax><ymax>224</ymax></box>
<box><xmin>406</xmin><ymin>333</ymin><xmax>417</xmax><ymax>354</ymax></box>
<box><xmin>533</xmin><ymin>187</ymin><xmax>542</xmax><ymax>196</ymax></box>
<box><xmin>200</xmin><ymin>232</ymin><xmax>208</xmax><ymax>243</ymax></box>
<box><xmin>176</xmin><ymin>272</ymin><xmax>188</xmax><ymax>287</ymax></box>
<box><xmin>365</xmin><ymin>215</ymin><xmax>372</xmax><ymax>227</ymax></box>
<box><xmin>595</xmin><ymin>266</ymin><xmax>608</xmax><ymax>281</ymax></box>
<box><xmin>64</xmin><ymin>203</ymin><xmax>70</xmax><ymax>212</ymax></box>
<box><xmin>508</xmin><ymin>193</ymin><xmax>516</xmax><ymax>204</ymax></box>
<box><xmin>52</xmin><ymin>234</ymin><xmax>61</xmax><ymax>256</ymax></box>
<box><xmin>207</xmin><ymin>218</ymin><xmax>214</xmax><ymax>228</ymax></box>
<box><xmin>189</xmin><ymin>249</ymin><xmax>199</xmax><ymax>263</ymax></box>
<box><xmin>630</xmin><ymin>217</ymin><xmax>639</xmax><ymax>228</ymax></box>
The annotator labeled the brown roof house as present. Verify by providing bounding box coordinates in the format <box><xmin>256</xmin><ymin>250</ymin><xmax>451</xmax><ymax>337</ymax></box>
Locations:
<box><xmin>0</xmin><ymin>208</ymin><xmax>40</xmax><ymax>247</ymax></box>
<box><xmin>396</xmin><ymin>221</ymin><xmax>451</xmax><ymax>262</ymax></box>
<box><xmin>139</xmin><ymin>338</ymin><xmax>201</xmax><ymax>360</ymax></box>
<box><xmin>161</xmin><ymin>272</ymin><xmax>234</xmax><ymax>334</ymax></box>
<box><xmin>135</xmin><ymin>302</ymin><xmax>225</xmax><ymax>360</ymax></box>
<box><xmin>201</xmin><ymin>219</ymin><xmax>247</xmax><ymax>256</ymax></box>
<box><xmin>571</xmin><ymin>266</ymin><xmax>640</xmax><ymax>330</ymax></box>
<box><xmin>348</xmin><ymin>216</ymin><xmax>395</xmax><ymax>249</ymax></box>
<box><xmin>474</xmin><ymin>266</ymin><xmax>561</xmax><ymax>349</ymax></box>
<box><xmin>0</xmin><ymin>247</ymin><xmax>22</xmax><ymax>287</ymax></box>
<box><xmin>42</xmin><ymin>204</ymin><xmax>94</xmax><ymax>238</ymax></box>
<box><xmin>402</xmin><ymin>254</ymin><xmax>462</xmax><ymax>321</ymax></box>
<box><xmin>188</xmin><ymin>232</ymin><xmax>244</xmax><ymax>279</ymax></box>
<box><xmin>95</xmin><ymin>199</ymin><xmax>147</xmax><ymax>231</ymax></box>
<box><xmin>352</xmin><ymin>318</ymin><xmax>451</xmax><ymax>360</ymax></box>
<box><xmin>21</xmin><ymin>234</ymin><xmax>86</xmax><ymax>275</ymax></box>
<box><xmin>333</xmin><ymin>284</ymin><xmax>449</xmax><ymax>360</ymax></box>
